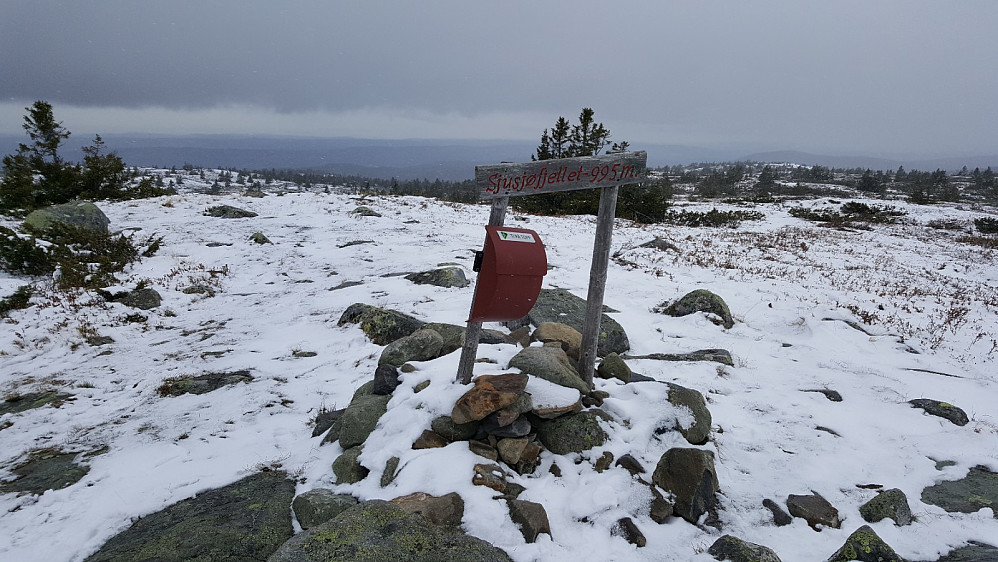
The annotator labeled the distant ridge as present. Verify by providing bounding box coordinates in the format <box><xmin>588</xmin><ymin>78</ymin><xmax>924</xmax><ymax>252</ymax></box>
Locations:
<box><xmin>742</xmin><ymin>150</ymin><xmax>998</xmax><ymax>172</ymax></box>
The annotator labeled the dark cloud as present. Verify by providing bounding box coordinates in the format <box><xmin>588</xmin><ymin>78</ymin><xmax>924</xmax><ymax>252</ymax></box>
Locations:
<box><xmin>2</xmin><ymin>1</ymin><xmax>996</xmax><ymax>155</ymax></box>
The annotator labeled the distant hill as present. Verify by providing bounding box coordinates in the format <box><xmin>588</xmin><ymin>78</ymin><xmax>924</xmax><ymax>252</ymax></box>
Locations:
<box><xmin>742</xmin><ymin>150</ymin><xmax>998</xmax><ymax>172</ymax></box>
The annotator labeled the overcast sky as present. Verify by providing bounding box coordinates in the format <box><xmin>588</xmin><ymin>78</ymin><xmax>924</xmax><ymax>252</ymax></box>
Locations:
<box><xmin>2</xmin><ymin>1</ymin><xmax>996</xmax><ymax>157</ymax></box>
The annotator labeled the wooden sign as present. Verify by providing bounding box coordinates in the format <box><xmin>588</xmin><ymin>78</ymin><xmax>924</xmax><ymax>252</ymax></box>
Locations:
<box><xmin>476</xmin><ymin>151</ymin><xmax>647</xmax><ymax>199</ymax></box>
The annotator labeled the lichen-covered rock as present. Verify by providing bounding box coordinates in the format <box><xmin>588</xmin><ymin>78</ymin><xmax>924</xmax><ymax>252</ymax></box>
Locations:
<box><xmin>0</xmin><ymin>391</ymin><xmax>73</xmax><ymax>416</ymax></box>
<box><xmin>909</xmin><ymin>398</ymin><xmax>969</xmax><ymax>426</ymax></box>
<box><xmin>826</xmin><ymin>525</ymin><xmax>904</xmax><ymax>562</ymax></box>
<box><xmin>0</xmin><ymin>449</ymin><xmax>90</xmax><ymax>495</ymax></box>
<box><xmin>659</xmin><ymin>289</ymin><xmax>734</xmax><ymax>329</ymax></box>
<box><xmin>404</xmin><ymin>267</ymin><xmax>469</xmax><ymax>288</ymax></box>
<box><xmin>786</xmin><ymin>492</ymin><xmax>840</xmax><ymax>529</ymax></box>
<box><xmin>378</xmin><ymin>328</ymin><xmax>444</xmax><ymax>366</ymax></box>
<box><xmin>332</xmin><ymin>446</ymin><xmax>369</xmax><ymax>484</ymax></box>
<box><xmin>708</xmin><ymin>535</ymin><xmax>782</xmax><ymax>562</ymax></box>
<box><xmin>534</xmin><ymin>410</ymin><xmax>610</xmax><ymax>455</ymax></box>
<box><xmin>508</xmin><ymin>346</ymin><xmax>589</xmax><ymax>394</ymax></box>
<box><xmin>652</xmin><ymin>448</ymin><xmax>720</xmax><ymax>525</ymax></box>
<box><xmin>268</xmin><ymin>500</ymin><xmax>513</xmax><ymax>562</ymax></box>
<box><xmin>666</xmin><ymin>382</ymin><xmax>712</xmax><ymax>446</ymax></box>
<box><xmin>525</xmin><ymin>289</ymin><xmax>629</xmax><ymax>356</ymax></box>
<box><xmin>119</xmin><ymin>287</ymin><xmax>162</xmax><ymax>310</ymax></box>
<box><xmin>338</xmin><ymin>394</ymin><xmax>390</xmax><ymax>449</ymax></box>
<box><xmin>24</xmin><ymin>201</ymin><xmax>110</xmax><ymax>233</ymax></box>
<box><xmin>921</xmin><ymin>465</ymin><xmax>998</xmax><ymax>517</ymax></box>
<box><xmin>203</xmin><ymin>204</ymin><xmax>257</xmax><ymax>218</ymax></box>
<box><xmin>338</xmin><ymin>303</ymin><xmax>426</xmax><ymax>345</ymax></box>
<box><xmin>859</xmin><ymin>488</ymin><xmax>913</xmax><ymax>526</ymax></box>
<box><xmin>596</xmin><ymin>353</ymin><xmax>631</xmax><ymax>383</ymax></box>
<box><xmin>250</xmin><ymin>232</ymin><xmax>272</xmax><ymax>244</ymax></box>
<box><xmin>292</xmin><ymin>489</ymin><xmax>359</xmax><ymax>530</ymax></box>
<box><xmin>85</xmin><ymin>471</ymin><xmax>293</xmax><ymax>562</ymax></box>
<box><xmin>157</xmin><ymin>370</ymin><xmax>253</xmax><ymax>397</ymax></box>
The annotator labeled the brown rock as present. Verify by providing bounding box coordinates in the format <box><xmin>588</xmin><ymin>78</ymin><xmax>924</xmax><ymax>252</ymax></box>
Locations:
<box><xmin>507</xmin><ymin>499</ymin><xmax>552</xmax><ymax>543</ymax></box>
<box><xmin>594</xmin><ymin>451</ymin><xmax>614</xmax><ymax>473</ymax></box>
<box><xmin>507</xmin><ymin>326</ymin><xmax>532</xmax><ymax>348</ymax></box>
<box><xmin>411</xmin><ymin>430</ymin><xmax>448</xmax><ymax>450</ymax></box>
<box><xmin>787</xmin><ymin>492</ymin><xmax>840</xmax><ymax>529</ymax></box>
<box><xmin>472</xmin><ymin>463</ymin><xmax>509</xmax><ymax>493</ymax></box>
<box><xmin>497</xmin><ymin>438</ymin><xmax>530</xmax><ymax>465</ymax></box>
<box><xmin>469</xmin><ymin>440</ymin><xmax>498</xmax><ymax>461</ymax></box>
<box><xmin>532</xmin><ymin>322</ymin><xmax>583</xmax><ymax>361</ymax></box>
<box><xmin>451</xmin><ymin>373</ymin><xmax>529</xmax><ymax>424</ymax></box>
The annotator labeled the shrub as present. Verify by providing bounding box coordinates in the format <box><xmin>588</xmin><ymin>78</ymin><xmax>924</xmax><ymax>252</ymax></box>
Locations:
<box><xmin>975</xmin><ymin>217</ymin><xmax>998</xmax><ymax>234</ymax></box>
<box><xmin>0</xmin><ymin>285</ymin><xmax>34</xmax><ymax>317</ymax></box>
<box><xmin>0</xmin><ymin>226</ymin><xmax>53</xmax><ymax>275</ymax></box>
<box><xmin>663</xmin><ymin>208</ymin><xmax>764</xmax><ymax>227</ymax></box>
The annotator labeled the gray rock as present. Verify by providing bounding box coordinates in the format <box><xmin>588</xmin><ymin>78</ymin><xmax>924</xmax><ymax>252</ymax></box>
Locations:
<box><xmin>508</xmin><ymin>345</ymin><xmax>589</xmax><ymax>394</ymax></box>
<box><xmin>338</xmin><ymin>303</ymin><xmax>426</xmax><ymax>345</ymax></box>
<box><xmin>292</xmin><ymin>490</ymin><xmax>358</xmax><ymax>530</ymax></box>
<box><xmin>611</xmin><ymin>517</ymin><xmax>646</xmax><ymax>547</ymax></box>
<box><xmin>921</xmin><ymin>465</ymin><xmax>998</xmax><ymax>517</ymax></box>
<box><xmin>804</xmin><ymin>388</ymin><xmax>843</xmax><ymax>402</ymax></box>
<box><xmin>708</xmin><ymin>535</ymin><xmax>782</xmax><ymax>562</ymax></box>
<box><xmin>507</xmin><ymin>499</ymin><xmax>551</xmax><ymax>543</ymax></box>
<box><xmin>762</xmin><ymin>498</ymin><xmax>793</xmax><ymax>526</ymax></box>
<box><xmin>391</xmin><ymin>492</ymin><xmax>465</xmax><ymax>527</ymax></box>
<box><xmin>381</xmin><ymin>456</ymin><xmax>400</xmax><ymax>487</ymax></box>
<box><xmin>332</xmin><ymin>446</ymin><xmax>369</xmax><ymax>484</ymax></box>
<box><xmin>119</xmin><ymin>287</ymin><xmax>162</xmax><ymax>310</ymax></box>
<box><xmin>659</xmin><ymin>289</ymin><xmax>734</xmax><ymax>329</ymax></box>
<box><xmin>666</xmin><ymin>382</ymin><xmax>712</xmax><ymax>445</ymax></box>
<box><xmin>379</xmin><ymin>328</ymin><xmax>444</xmax><ymax>366</ymax></box>
<box><xmin>430</xmin><ymin>416</ymin><xmax>479</xmax><ymax>442</ymax></box>
<box><xmin>404</xmin><ymin>267</ymin><xmax>470</xmax><ymax>288</ymax></box>
<box><xmin>827</xmin><ymin>525</ymin><xmax>904</xmax><ymax>562</ymax></box>
<box><xmin>909</xmin><ymin>398</ymin><xmax>970</xmax><ymax>426</ymax></box>
<box><xmin>203</xmin><ymin>204</ymin><xmax>257</xmax><ymax>218</ymax></box>
<box><xmin>268</xmin><ymin>500</ymin><xmax>513</xmax><ymax>562</ymax></box>
<box><xmin>652</xmin><ymin>448</ymin><xmax>721</xmax><ymax>525</ymax></box>
<box><xmin>372</xmin><ymin>364</ymin><xmax>401</xmax><ymax>395</ymax></box>
<box><xmin>596</xmin><ymin>353</ymin><xmax>631</xmax><ymax>382</ymax></box>
<box><xmin>859</xmin><ymin>488</ymin><xmax>913</xmax><ymax>526</ymax></box>
<box><xmin>477</xmin><ymin>413</ymin><xmax>531</xmax><ymax>439</ymax></box>
<box><xmin>615</xmin><ymin>454</ymin><xmax>646</xmax><ymax>476</ymax></box>
<box><xmin>786</xmin><ymin>492</ymin><xmax>840</xmax><ymax>529</ymax></box>
<box><xmin>157</xmin><ymin>370</ymin><xmax>253</xmax><ymax>397</ymax></box>
<box><xmin>351</xmin><ymin>206</ymin><xmax>382</xmax><ymax>217</ymax></box>
<box><xmin>85</xmin><ymin>471</ymin><xmax>293</xmax><ymax>562</ymax></box>
<box><xmin>935</xmin><ymin>541</ymin><xmax>998</xmax><ymax>561</ymax></box>
<box><xmin>423</xmin><ymin>323</ymin><xmax>510</xmax><ymax>355</ymax></box>
<box><xmin>24</xmin><ymin>201</ymin><xmax>110</xmax><ymax>233</ymax></box>
<box><xmin>640</xmin><ymin>237</ymin><xmax>681</xmax><ymax>253</ymax></box>
<box><xmin>534</xmin><ymin>410</ymin><xmax>610</xmax><ymax>455</ymax></box>
<box><xmin>338</xmin><ymin>394</ymin><xmax>390</xmax><ymax>449</ymax></box>
<box><xmin>0</xmin><ymin>449</ymin><xmax>90</xmax><ymax>495</ymax></box>
<box><xmin>524</xmin><ymin>288</ymin><xmax>629</xmax><ymax>356</ymax></box>
<box><xmin>312</xmin><ymin>409</ymin><xmax>345</xmax><ymax>438</ymax></box>
<box><xmin>250</xmin><ymin>232</ymin><xmax>272</xmax><ymax>244</ymax></box>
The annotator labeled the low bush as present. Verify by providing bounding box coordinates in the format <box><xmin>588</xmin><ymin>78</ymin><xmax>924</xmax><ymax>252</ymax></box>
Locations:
<box><xmin>975</xmin><ymin>217</ymin><xmax>998</xmax><ymax>234</ymax></box>
<box><xmin>663</xmin><ymin>208</ymin><xmax>764</xmax><ymax>227</ymax></box>
<box><xmin>0</xmin><ymin>285</ymin><xmax>34</xmax><ymax>317</ymax></box>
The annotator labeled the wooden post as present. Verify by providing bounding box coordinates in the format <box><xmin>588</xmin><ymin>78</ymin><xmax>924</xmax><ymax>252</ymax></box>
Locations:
<box><xmin>456</xmin><ymin>197</ymin><xmax>508</xmax><ymax>384</ymax></box>
<box><xmin>577</xmin><ymin>185</ymin><xmax>619</xmax><ymax>388</ymax></box>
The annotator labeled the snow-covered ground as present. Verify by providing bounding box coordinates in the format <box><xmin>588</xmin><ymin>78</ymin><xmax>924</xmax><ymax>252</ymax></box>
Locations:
<box><xmin>1</xmin><ymin>181</ymin><xmax>996</xmax><ymax>561</ymax></box>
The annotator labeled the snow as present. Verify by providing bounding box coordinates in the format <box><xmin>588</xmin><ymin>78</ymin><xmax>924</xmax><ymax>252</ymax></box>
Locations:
<box><xmin>1</xmin><ymin>181</ymin><xmax>997</xmax><ymax>561</ymax></box>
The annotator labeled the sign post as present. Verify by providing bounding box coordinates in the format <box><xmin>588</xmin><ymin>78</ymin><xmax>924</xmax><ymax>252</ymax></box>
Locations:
<box><xmin>457</xmin><ymin>151</ymin><xmax>647</xmax><ymax>385</ymax></box>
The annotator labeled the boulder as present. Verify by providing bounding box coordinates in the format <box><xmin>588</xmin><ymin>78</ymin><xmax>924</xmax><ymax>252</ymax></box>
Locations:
<box><xmin>508</xmin><ymin>346</ymin><xmax>589</xmax><ymax>394</ymax></box>
<box><xmin>534</xmin><ymin>409</ymin><xmax>610</xmax><ymax>455</ymax></box>
<box><xmin>24</xmin><ymin>201</ymin><xmax>110</xmax><ymax>233</ymax></box>
<box><xmin>859</xmin><ymin>488</ymin><xmax>913</xmax><ymax>526</ymax></box>
<box><xmin>525</xmin><ymin>375</ymin><xmax>582</xmax><ymax>419</ymax></box>
<box><xmin>338</xmin><ymin>303</ymin><xmax>426</xmax><ymax>345</ymax></box>
<box><xmin>786</xmin><ymin>492</ymin><xmax>840</xmax><ymax>529</ymax></box>
<box><xmin>596</xmin><ymin>353</ymin><xmax>631</xmax><ymax>383</ymax></box>
<box><xmin>707</xmin><ymin>535</ymin><xmax>782</xmax><ymax>562</ymax></box>
<box><xmin>268</xmin><ymin>500</ymin><xmax>513</xmax><ymax>562</ymax></box>
<box><xmin>652</xmin><ymin>448</ymin><xmax>720</xmax><ymax>525</ymax></box>
<box><xmin>531</xmin><ymin>322</ymin><xmax>583</xmax><ymax>361</ymax></box>
<box><xmin>506</xmin><ymin>499</ymin><xmax>551</xmax><ymax>543</ymax></box>
<box><xmin>909</xmin><ymin>398</ymin><xmax>969</xmax><ymax>426</ymax></box>
<box><xmin>391</xmin><ymin>492</ymin><xmax>465</xmax><ymax>527</ymax></box>
<box><xmin>119</xmin><ymin>287</ymin><xmax>162</xmax><ymax>310</ymax></box>
<box><xmin>338</xmin><ymin>394</ymin><xmax>390</xmax><ymax>449</ymax></box>
<box><xmin>379</xmin><ymin>328</ymin><xmax>444</xmax><ymax>366</ymax></box>
<box><xmin>524</xmin><ymin>288</ymin><xmax>629</xmax><ymax>356</ymax></box>
<box><xmin>659</xmin><ymin>289</ymin><xmax>734</xmax><ymax>329</ymax></box>
<box><xmin>332</xmin><ymin>446</ymin><xmax>369</xmax><ymax>484</ymax></box>
<box><xmin>451</xmin><ymin>373</ymin><xmax>528</xmax><ymax>425</ymax></box>
<box><xmin>827</xmin><ymin>525</ymin><xmax>904</xmax><ymax>562</ymax></box>
<box><xmin>292</xmin><ymin>490</ymin><xmax>359</xmax><ymax>530</ymax></box>
<box><xmin>203</xmin><ymin>204</ymin><xmax>257</xmax><ymax>218</ymax></box>
<box><xmin>921</xmin><ymin>465</ymin><xmax>998</xmax><ymax>517</ymax></box>
<box><xmin>85</xmin><ymin>471</ymin><xmax>293</xmax><ymax>562</ymax></box>
<box><xmin>665</xmin><ymin>382</ymin><xmax>712</xmax><ymax>446</ymax></box>
<box><xmin>404</xmin><ymin>267</ymin><xmax>470</xmax><ymax>288</ymax></box>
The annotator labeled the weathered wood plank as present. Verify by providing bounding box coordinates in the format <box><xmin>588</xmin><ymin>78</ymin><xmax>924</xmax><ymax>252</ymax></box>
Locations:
<box><xmin>577</xmin><ymin>185</ymin><xmax>619</xmax><ymax>387</ymax></box>
<box><xmin>476</xmin><ymin>151</ymin><xmax>647</xmax><ymax>199</ymax></box>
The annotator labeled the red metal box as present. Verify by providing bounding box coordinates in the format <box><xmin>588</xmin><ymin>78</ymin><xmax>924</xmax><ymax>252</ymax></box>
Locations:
<box><xmin>469</xmin><ymin>226</ymin><xmax>547</xmax><ymax>322</ymax></box>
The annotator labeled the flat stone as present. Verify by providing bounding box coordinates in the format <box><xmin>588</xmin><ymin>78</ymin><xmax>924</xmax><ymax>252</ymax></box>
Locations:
<box><xmin>391</xmin><ymin>491</ymin><xmax>465</xmax><ymax>527</ymax></box>
<box><xmin>451</xmin><ymin>374</ymin><xmax>528</xmax><ymax>424</ymax></box>
<box><xmin>412</xmin><ymin>430</ymin><xmax>449</xmax><ymax>450</ymax></box>
<box><xmin>909</xmin><ymin>398</ymin><xmax>970</xmax><ymax>426</ymax></box>
<box><xmin>922</xmin><ymin>465</ymin><xmax>998</xmax><ymax>517</ymax></box>
<box><xmin>292</xmin><ymin>489</ymin><xmax>358</xmax><ymax>530</ymax></box>
<box><xmin>787</xmin><ymin>492</ymin><xmax>840</xmax><ymax>529</ymax></box>
<box><xmin>404</xmin><ymin>267</ymin><xmax>470</xmax><ymax>288</ymax></box>
<box><xmin>508</xmin><ymin>346</ymin><xmax>589</xmax><ymax>394</ymax></box>
<box><xmin>0</xmin><ymin>449</ymin><xmax>90</xmax><ymax>495</ymax></box>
